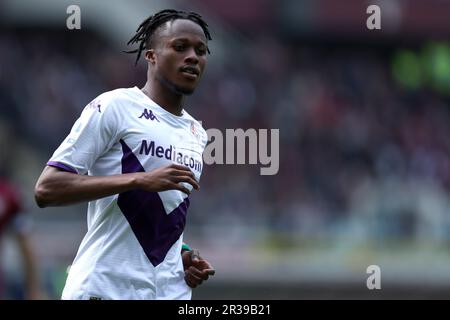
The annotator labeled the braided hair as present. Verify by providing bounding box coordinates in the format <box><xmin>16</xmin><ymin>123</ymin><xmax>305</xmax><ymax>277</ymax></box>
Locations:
<box><xmin>126</xmin><ymin>9</ymin><xmax>212</xmax><ymax>65</ymax></box>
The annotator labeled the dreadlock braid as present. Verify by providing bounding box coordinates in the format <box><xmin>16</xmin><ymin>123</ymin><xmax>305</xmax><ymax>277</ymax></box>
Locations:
<box><xmin>126</xmin><ymin>9</ymin><xmax>212</xmax><ymax>65</ymax></box>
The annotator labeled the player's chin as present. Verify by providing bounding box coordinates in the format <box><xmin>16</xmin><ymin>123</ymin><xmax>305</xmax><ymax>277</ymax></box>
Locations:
<box><xmin>174</xmin><ymin>83</ymin><xmax>197</xmax><ymax>96</ymax></box>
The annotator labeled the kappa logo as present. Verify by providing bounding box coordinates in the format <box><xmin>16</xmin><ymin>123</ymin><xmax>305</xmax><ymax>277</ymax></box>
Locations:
<box><xmin>139</xmin><ymin>108</ymin><xmax>159</xmax><ymax>122</ymax></box>
<box><xmin>87</xmin><ymin>100</ymin><xmax>101</xmax><ymax>113</ymax></box>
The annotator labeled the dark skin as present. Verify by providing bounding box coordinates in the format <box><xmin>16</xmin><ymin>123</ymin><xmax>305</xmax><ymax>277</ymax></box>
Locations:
<box><xmin>142</xmin><ymin>19</ymin><xmax>208</xmax><ymax>116</ymax></box>
<box><xmin>182</xmin><ymin>249</ymin><xmax>215</xmax><ymax>288</ymax></box>
<box><xmin>34</xmin><ymin>18</ymin><xmax>214</xmax><ymax>288</ymax></box>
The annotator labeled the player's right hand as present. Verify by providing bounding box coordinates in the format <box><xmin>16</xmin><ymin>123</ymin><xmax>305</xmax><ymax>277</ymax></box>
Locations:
<box><xmin>135</xmin><ymin>163</ymin><xmax>199</xmax><ymax>195</ymax></box>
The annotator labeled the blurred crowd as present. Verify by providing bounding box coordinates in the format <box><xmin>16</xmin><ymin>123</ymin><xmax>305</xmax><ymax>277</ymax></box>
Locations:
<box><xmin>0</xmin><ymin>28</ymin><xmax>449</xmax><ymax>251</ymax></box>
<box><xmin>194</xmin><ymin>38</ymin><xmax>450</xmax><ymax>247</ymax></box>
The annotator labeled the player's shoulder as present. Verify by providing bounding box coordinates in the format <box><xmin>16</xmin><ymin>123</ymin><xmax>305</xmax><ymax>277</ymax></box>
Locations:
<box><xmin>86</xmin><ymin>87</ymin><xmax>140</xmax><ymax>114</ymax></box>
<box><xmin>95</xmin><ymin>87</ymin><xmax>139</xmax><ymax>105</ymax></box>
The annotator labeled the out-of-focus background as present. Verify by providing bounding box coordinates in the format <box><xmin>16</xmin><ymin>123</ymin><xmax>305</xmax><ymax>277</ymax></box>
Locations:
<box><xmin>0</xmin><ymin>0</ymin><xmax>449</xmax><ymax>299</ymax></box>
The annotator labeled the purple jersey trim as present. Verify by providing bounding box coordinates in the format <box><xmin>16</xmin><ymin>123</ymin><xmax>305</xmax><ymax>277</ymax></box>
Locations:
<box><xmin>47</xmin><ymin>161</ymin><xmax>78</xmax><ymax>174</ymax></box>
<box><xmin>117</xmin><ymin>139</ymin><xmax>189</xmax><ymax>267</ymax></box>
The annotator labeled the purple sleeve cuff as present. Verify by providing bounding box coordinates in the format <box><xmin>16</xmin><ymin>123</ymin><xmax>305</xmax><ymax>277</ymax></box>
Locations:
<box><xmin>47</xmin><ymin>161</ymin><xmax>78</xmax><ymax>174</ymax></box>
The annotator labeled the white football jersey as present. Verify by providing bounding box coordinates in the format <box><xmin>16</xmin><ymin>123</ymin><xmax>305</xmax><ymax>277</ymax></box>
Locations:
<box><xmin>47</xmin><ymin>87</ymin><xmax>207</xmax><ymax>300</ymax></box>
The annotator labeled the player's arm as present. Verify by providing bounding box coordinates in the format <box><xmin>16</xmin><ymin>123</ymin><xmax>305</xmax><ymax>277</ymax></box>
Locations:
<box><xmin>34</xmin><ymin>163</ymin><xmax>199</xmax><ymax>208</ymax></box>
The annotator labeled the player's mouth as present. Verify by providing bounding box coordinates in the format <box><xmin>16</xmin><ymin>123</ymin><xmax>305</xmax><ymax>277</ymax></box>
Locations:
<box><xmin>180</xmin><ymin>66</ymin><xmax>200</xmax><ymax>80</ymax></box>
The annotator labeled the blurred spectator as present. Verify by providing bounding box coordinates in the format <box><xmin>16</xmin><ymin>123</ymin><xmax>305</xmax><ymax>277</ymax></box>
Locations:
<box><xmin>0</xmin><ymin>176</ymin><xmax>41</xmax><ymax>299</ymax></box>
<box><xmin>0</xmin><ymin>27</ymin><xmax>449</xmax><ymax>249</ymax></box>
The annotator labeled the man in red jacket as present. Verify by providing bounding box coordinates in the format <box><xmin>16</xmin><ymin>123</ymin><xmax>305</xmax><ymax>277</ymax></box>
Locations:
<box><xmin>0</xmin><ymin>177</ymin><xmax>41</xmax><ymax>299</ymax></box>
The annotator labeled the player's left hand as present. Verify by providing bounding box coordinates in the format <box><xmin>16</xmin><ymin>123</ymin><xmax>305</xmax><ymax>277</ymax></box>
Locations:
<box><xmin>182</xmin><ymin>249</ymin><xmax>215</xmax><ymax>288</ymax></box>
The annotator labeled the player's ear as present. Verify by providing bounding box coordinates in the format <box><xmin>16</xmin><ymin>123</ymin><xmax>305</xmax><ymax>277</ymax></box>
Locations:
<box><xmin>145</xmin><ymin>49</ymin><xmax>156</xmax><ymax>65</ymax></box>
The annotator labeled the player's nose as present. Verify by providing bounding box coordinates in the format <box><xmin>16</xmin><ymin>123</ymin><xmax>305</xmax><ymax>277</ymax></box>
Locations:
<box><xmin>184</xmin><ymin>48</ymin><xmax>199</xmax><ymax>65</ymax></box>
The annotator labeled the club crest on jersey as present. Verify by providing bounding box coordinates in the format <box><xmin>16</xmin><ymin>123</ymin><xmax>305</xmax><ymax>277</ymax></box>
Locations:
<box><xmin>139</xmin><ymin>108</ymin><xmax>159</xmax><ymax>122</ymax></box>
<box><xmin>190</xmin><ymin>121</ymin><xmax>201</xmax><ymax>141</ymax></box>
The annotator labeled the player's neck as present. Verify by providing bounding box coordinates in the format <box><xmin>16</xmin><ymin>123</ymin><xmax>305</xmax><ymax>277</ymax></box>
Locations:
<box><xmin>141</xmin><ymin>82</ymin><xmax>184</xmax><ymax>117</ymax></box>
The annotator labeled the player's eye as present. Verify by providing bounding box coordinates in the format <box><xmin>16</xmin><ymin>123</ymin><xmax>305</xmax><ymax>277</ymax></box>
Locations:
<box><xmin>196</xmin><ymin>47</ymin><xmax>207</xmax><ymax>56</ymax></box>
<box><xmin>173</xmin><ymin>44</ymin><xmax>185</xmax><ymax>52</ymax></box>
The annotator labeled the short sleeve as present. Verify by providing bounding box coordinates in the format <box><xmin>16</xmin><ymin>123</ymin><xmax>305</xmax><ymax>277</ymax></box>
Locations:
<box><xmin>48</xmin><ymin>94</ymin><xmax>120</xmax><ymax>175</ymax></box>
